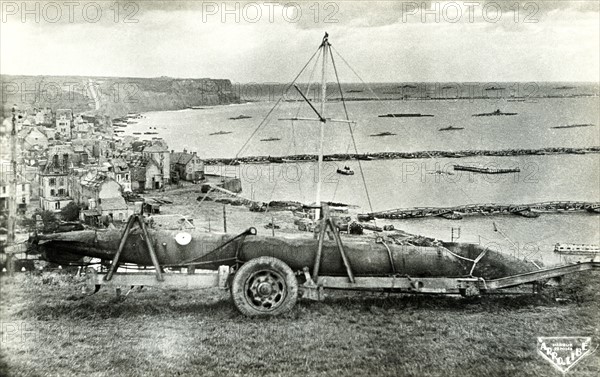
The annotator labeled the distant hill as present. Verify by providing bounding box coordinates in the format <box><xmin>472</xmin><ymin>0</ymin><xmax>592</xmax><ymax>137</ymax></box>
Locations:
<box><xmin>1</xmin><ymin>75</ymin><xmax>240</xmax><ymax>118</ymax></box>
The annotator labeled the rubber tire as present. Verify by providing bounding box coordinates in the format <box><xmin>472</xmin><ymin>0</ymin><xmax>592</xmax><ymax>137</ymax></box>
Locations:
<box><xmin>231</xmin><ymin>257</ymin><xmax>298</xmax><ymax>317</ymax></box>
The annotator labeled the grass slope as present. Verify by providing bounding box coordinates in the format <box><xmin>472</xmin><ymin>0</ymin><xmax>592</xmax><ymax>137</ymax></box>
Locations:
<box><xmin>1</xmin><ymin>271</ymin><xmax>599</xmax><ymax>377</ymax></box>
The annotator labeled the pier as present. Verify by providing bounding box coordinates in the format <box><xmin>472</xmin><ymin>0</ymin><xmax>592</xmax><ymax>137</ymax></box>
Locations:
<box><xmin>359</xmin><ymin>201</ymin><xmax>600</xmax><ymax>221</ymax></box>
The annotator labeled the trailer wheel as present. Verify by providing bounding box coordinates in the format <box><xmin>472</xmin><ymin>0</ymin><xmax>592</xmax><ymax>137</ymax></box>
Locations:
<box><xmin>231</xmin><ymin>257</ymin><xmax>298</xmax><ymax>317</ymax></box>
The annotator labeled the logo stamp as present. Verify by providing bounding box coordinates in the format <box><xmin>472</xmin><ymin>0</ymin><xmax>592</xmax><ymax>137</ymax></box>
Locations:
<box><xmin>537</xmin><ymin>337</ymin><xmax>593</xmax><ymax>373</ymax></box>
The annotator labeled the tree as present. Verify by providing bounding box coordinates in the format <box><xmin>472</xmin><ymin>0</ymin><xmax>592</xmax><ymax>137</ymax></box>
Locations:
<box><xmin>20</xmin><ymin>209</ymin><xmax>59</xmax><ymax>233</ymax></box>
<box><xmin>60</xmin><ymin>202</ymin><xmax>80</xmax><ymax>221</ymax></box>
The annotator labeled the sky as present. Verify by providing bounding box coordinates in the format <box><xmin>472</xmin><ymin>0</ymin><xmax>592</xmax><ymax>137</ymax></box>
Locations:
<box><xmin>1</xmin><ymin>1</ymin><xmax>599</xmax><ymax>82</ymax></box>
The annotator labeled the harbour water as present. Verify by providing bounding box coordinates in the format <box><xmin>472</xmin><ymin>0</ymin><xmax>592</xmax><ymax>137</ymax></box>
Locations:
<box><xmin>126</xmin><ymin>96</ymin><xmax>600</xmax><ymax>157</ymax></box>
<box><xmin>123</xmin><ymin>89</ymin><xmax>600</xmax><ymax>265</ymax></box>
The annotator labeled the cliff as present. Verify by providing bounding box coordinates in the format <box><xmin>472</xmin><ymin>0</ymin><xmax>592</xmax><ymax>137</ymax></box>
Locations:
<box><xmin>1</xmin><ymin>75</ymin><xmax>240</xmax><ymax>118</ymax></box>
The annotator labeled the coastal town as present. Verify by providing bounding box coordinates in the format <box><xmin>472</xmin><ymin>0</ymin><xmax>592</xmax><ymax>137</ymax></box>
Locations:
<box><xmin>0</xmin><ymin>105</ymin><xmax>247</xmax><ymax>271</ymax></box>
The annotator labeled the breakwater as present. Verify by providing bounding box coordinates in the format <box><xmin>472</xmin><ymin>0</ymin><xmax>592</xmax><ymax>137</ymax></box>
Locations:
<box><xmin>203</xmin><ymin>146</ymin><xmax>600</xmax><ymax>165</ymax></box>
<box><xmin>359</xmin><ymin>201</ymin><xmax>600</xmax><ymax>221</ymax></box>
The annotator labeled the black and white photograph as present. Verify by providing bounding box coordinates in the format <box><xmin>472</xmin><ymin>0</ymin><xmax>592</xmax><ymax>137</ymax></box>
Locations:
<box><xmin>1</xmin><ymin>1</ymin><xmax>599</xmax><ymax>376</ymax></box>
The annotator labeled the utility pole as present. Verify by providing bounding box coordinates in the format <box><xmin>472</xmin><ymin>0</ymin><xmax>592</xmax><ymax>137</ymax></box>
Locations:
<box><xmin>6</xmin><ymin>106</ymin><xmax>18</xmax><ymax>276</ymax></box>
<box><xmin>222</xmin><ymin>204</ymin><xmax>227</xmax><ymax>233</ymax></box>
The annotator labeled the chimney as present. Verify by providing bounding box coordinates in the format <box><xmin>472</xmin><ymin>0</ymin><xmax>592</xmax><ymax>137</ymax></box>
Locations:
<box><xmin>171</xmin><ymin>149</ymin><xmax>174</xmax><ymax>154</ymax></box>
<box><xmin>183</xmin><ymin>148</ymin><xmax>188</xmax><ymax>154</ymax></box>
<box><xmin>193</xmin><ymin>152</ymin><xmax>197</xmax><ymax>155</ymax></box>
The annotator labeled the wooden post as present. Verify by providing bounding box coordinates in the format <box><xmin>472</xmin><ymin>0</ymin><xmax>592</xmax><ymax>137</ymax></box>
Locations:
<box><xmin>222</xmin><ymin>204</ymin><xmax>227</xmax><ymax>233</ymax></box>
<box><xmin>312</xmin><ymin>219</ymin><xmax>327</xmax><ymax>279</ymax></box>
<box><xmin>328</xmin><ymin>218</ymin><xmax>355</xmax><ymax>283</ymax></box>
<box><xmin>138</xmin><ymin>215</ymin><xmax>164</xmax><ymax>281</ymax></box>
<box><xmin>105</xmin><ymin>215</ymin><xmax>136</xmax><ymax>281</ymax></box>
<box><xmin>271</xmin><ymin>215</ymin><xmax>275</xmax><ymax>237</ymax></box>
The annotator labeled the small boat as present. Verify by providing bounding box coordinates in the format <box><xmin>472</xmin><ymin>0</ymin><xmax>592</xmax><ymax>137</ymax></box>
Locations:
<box><xmin>133</xmin><ymin>132</ymin><xmax>141</xmax><ymax>135</ymax></box>
<box><xmin>209</xmin><ymin>131</ymin><xmax>233</xmax><ymax>136</ymax></box>
<box><xmin>114</xmin><ymin>130</ymin><xmax>125</xmax><ymax>133</ymax></box>
<box><xmin>551</xmin><ymin>124</ymin><xmax>595</xmax><ymax>129</ymax></box>
<box><xmin>441</xmin><ymin>212</ymin><xmax>463</xmax><ymax>220</ymax></box>
<box><xmin>357</xmin><ymin>155</ymin><xmax>375</xmax><ymax>160</ymax></box>
<box><xmin>144</xmin><ymin>132</ymin><xmax>158</xmax><ymax>135</ymax></box>
<box><xmin>370</xmin><ymin>132</ymin><xmax>396</xmax><ymax>137</ymax></box>
<box><xmin>516</xmin><ymin>209</ymin><xmax>539</xmax><ymax>218</ymax></box>
<box><xmin>553</xmin><ymin>86</ymin><xmax>575</xmax><ymax>90</ymax></box>
<box><xmin>427</xmin><ymin>170</ymin><xmax>455</xmax><ymax>176</ymax></box>
<box><xmin>337</xmin><ymin>166</ymin><xmax>354</xmax><ymax>175</ymax></box>
<box><xmin>473</xmin><ymin>109</ymin><xmax>517</xmax><ymax>117</ymax></box>
<box><xmin>229</xmin><ymin>115</ymin><xmax>252</xmax><ymax>120</ymax></box>
<box><xmin>378</xmin><ymin>113</ymin><xmax>434</xmax><ymax>118</ymax></box>
<box><xmin>439</xmin><ymin>126</ymin><xmax>464</xmax><ymax>131</ymax></box>
<box><xmin>260</xmin><ymin>137</ymin><xmax>281</xmax><ymax>142</ymax></box>
<box><xmin>453</xmin><ymin>165</ymin><xmax>520</xmax><ymax>174</ymax></box>
<box><xmin>484</xmin><ymin>86</ymin><xmax>505</xmax><ymax>91</ymax></box>
<box><xmin>347</xmin><ymin>89</ymin><xmax>363</xmax><ymax>93</ymax></box>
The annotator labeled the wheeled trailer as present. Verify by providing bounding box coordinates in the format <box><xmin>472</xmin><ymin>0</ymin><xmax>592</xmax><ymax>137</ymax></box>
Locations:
<box><xmin>85</xmin><ymin>214</ymin><xmax>600</xmax><ymax>316</ymax></box>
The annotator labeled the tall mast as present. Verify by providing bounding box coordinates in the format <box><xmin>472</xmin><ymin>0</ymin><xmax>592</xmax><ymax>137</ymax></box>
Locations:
<box><xmin>315</xmin><ymin>32</ymin><xmax>329</xmax><ymax>219</ymax></box>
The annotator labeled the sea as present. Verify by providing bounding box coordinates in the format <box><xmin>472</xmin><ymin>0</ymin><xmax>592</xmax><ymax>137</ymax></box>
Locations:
<box><xmin>122</xmin><ymin>82</ymin><xmax>600</xmax><ymax>265</ymax></box>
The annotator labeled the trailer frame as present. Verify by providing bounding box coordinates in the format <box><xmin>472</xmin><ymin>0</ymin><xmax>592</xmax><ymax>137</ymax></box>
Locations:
<box><xmin>84</xmin><ymin>212</ymin><xmax>600</xmax><ymax>315</ymax></box>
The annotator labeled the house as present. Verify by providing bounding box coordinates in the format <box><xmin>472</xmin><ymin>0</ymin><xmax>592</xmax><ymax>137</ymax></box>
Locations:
<box><xmin>71</xmin><ymin>171</ymin><xmax>120</xmax><ymax>209</ymax></box>
<box><xmin>71</xmin><ymin>139</ymin><xmax>92</xmax><ymax>165</ymax></box>
<box><xmin>170</xmin><ymin>149</ymin><xmax>204</xmax><ymax>182</ymax></box>
<box><xmin>39</xmin><ymin>144</ymin><xmax>74</xmax><ymax>212</ymax></box>
<box><xmin>22</xmin><ymin>127</ymin><xmax>49</xmax><ymax>151</ymax></box>
<box><xmin>130</xmin><ymin>156</ymin><xmax>163</xmax><ymax>191</ymax></box>
<box><xmin>141</xmin><ymin>141</ymin><xmax>170</xmax><ymax>186</ymax></box>
<box><xmin>73</xmin><ymin>122</ymin><xmax>94</xmax><ymax>139</ymax></box>
<box><xmin>106</xmin><ymin>159</ymin><xmax>132</xmax><ymax>192</ymax></box>
<box><xmin>55</xmin><ymin>109</ymin><xmax>73</xmax><ymax>140</ymax></box>
<box><xmin>99</xmin><ymin>197</ymin><xmax>129</xmax><ymax>223</ymax></box>
<box><xmin>72</xmin><ymin>171</ymin><xmax>130</xmax><ymax>223</ymax></box>
<box><xmin>73</xmin><ymin>115</ymin><xmax>95</xmax><ymax>139</ymax></box>
<box><xmin>43</xmin><ymin>127</ymin><xmax>56</xmax><ymax>140</ymax></box>
<box><xmin>0</xmin><ymin>173</ymin><xmax>31</xmax><ymax>213</ymax></box>
<box><xmin>35</xmin><ymin>108</ymin><xmax>53</xmax><ymax>125</ymax></box>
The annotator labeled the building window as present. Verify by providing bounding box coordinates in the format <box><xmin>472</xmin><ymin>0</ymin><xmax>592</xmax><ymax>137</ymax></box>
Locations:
<box><xmin>50</xmin><ymin>189</ymin><xmax>55</xmax><ymax>196</ymax></box>
<box><xmin>49</xmin><ymin>178</ymin><xmax>56</xmax><ymax>186</ymax></box>
<box><xmin>1</xmin><ymin>186</ymin><xmax>5</xmax><ymax>194</ymax></box>
<box><xmin>21</xmin><ymin>184</ymin><xmax>25</xmax><ymax>191</ymax></box>
<box><xmin>55</xmin><ymin>202</ymin><xmax>61</xmax><ymax>210</ymax></box>
<box><xmin>58</xmin><ymin>178</ymin><xmax>64</xmax><ymax>186</ymax></box>
<box><xmin>58</xmin><ymin>188</ymin><xmax>65</xmax><ymax>196</ymax></box>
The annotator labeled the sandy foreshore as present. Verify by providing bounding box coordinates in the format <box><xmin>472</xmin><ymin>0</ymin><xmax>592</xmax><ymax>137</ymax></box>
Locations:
<box><xmin>142</xmin><ymin>182</ymin><xmax>317</xmax><ymax>237</ymax></box>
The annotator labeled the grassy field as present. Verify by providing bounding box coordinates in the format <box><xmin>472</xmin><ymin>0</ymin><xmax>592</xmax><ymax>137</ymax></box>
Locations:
<box><xmin>1</xmin><ymin>271</ymin><xmax>599</xmax><ymax>377</ymax></box>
